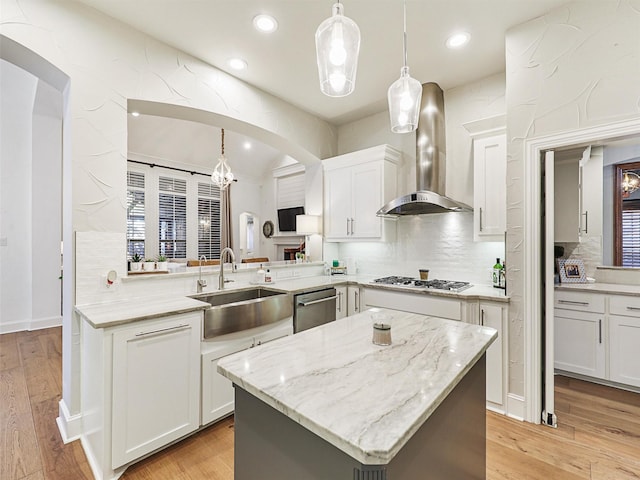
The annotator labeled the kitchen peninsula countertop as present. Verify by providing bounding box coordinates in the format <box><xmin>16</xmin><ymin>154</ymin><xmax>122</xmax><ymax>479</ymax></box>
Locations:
<box><xmin>217</xmin><ymin>308</ymin><xmax>497</xmax><ymax>465</ymax></box>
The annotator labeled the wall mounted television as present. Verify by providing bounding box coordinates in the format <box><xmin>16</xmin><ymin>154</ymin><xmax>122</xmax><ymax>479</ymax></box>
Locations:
<box><xmin>277</xmin><ymin>206</ymin><xmax>305</xmax><ymax>232</ymax></box>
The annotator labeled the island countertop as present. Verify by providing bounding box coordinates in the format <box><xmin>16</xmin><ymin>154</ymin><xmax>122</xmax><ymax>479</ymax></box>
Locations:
<box><xmin>217</xmin><ymin>308</ymin><xmax>497</xmax><ymax>465</ymax></box>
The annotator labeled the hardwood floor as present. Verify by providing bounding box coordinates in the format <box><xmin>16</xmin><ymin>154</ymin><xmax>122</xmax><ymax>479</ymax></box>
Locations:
<box><xmin>2</xmin><ymin>327</ymin><xmax>639</xmax><ymax>479</ymax></box>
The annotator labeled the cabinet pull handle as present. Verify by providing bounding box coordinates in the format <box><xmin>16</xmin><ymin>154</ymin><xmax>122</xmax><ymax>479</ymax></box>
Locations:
<box><xmin>479</xmin><ymin>207</ymin><xmax>483</xmax><ymax>232</ymax></box>
<box><xmin>626</xmin><ymin>306</ymin><xmax>640</xmax><ymax>311</ymax></box>
<box><xmin>481</xmin><ymin>309</ymin><xmax>485</xmax><ymax>326</ymax></box>
<box><xmin>135</xmin><ymin>323</ymin><xmax>190</xmax><ymax>337</ymax></box>
<box><xmin>351</xmin><ymin>217</ymin><xmax>355</xmax><ymax>235</ymax></box>
<box><xmin>558</xmin><ymin>300</ymin><xmax>589</xmax><ymax>306</ymax></box>
<box><xmin>598</xmin><ymin>319</ymin><xmax>602</xmax><ymax>344</ymax></box>
<box><xmin>338</xmin><ymin>292</ymin><xmax>342</xmax><ymax>312</ymax></box>
<box><xmin>355</xmin><ymin>291</ymin><xmax>359</xmax><ymax>312</ymax></box>
<box><xmin>298</xmin><ymin>295</ymin><xmax>338</xmax><ymax>307</ymax></box>
<box><xmin>582</xmin><ymin>211</ymin><xmax>588</xmax><ymax>234</ymax></box>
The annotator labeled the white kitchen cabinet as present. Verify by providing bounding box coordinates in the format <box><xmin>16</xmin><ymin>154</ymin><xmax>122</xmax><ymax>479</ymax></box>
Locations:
<box><xmin>464</xmin><ymin>116</ymin><xmax>506</xmax><ymax>242</ymax></box>
<box><xmin>111</xmin><ymin>312</ymin><xmax>201</xmax><ymax>468</ymax></box>
<box><xmin>554</xmin><ymin>302</ymin><xmax>606</xmax><ymax>380</ymax></box>
<box><xmin>323</xmin><ymin>144</ymin><xmax>401</xmax><ymax>241</ymax></box>
<box><xmin>335</xmin><ymin>286</ymin><xmax>347</xmax><ymax>319</ymax></box>
<box><xmin>362</xmin><ymin>288</ymin><xmax>462</xmax><ymax>321</ymax></box>
<box><xmin>347</xmin><ymin>285</ymin><xmax>361</xmax><ymax>316</ymax></box>
<box><xmin>553</xmin><ymin>146</ymin><xmax>603</xmax><ymax>242</ymax></box>
<box><xmin>201</xmin><ymin>319</ymin><xmax>292</xmax><ymax>426</ymax></box>
<box><xmin>609</xmin><ymin>295</ymin><xmax>640</xmax><ymax>388</ymax></box>
<box><xmin>480</xmin><ymin>302</ymin><xmax>506</xmax><ymax>409</ymax></box>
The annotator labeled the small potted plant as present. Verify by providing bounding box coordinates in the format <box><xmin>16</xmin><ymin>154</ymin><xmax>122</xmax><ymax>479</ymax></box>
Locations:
<box><xmin>157</xmin><ymin>254</ymin><xmax>168</xmax><ymax>271</ymax></box>
<box><xmin>130</xmin><ymin>253</ymin><xmax>142</xmax><ymax>271</ymax></box>
<box><xmin>295</xmin><ymin>252</ymin><xmax>305</xmax><ymax>264</ymax></box>
<box><xmin>143</xmin><ymin>258</ymin><xmax>156</xmax><ymax>271</ymax></box>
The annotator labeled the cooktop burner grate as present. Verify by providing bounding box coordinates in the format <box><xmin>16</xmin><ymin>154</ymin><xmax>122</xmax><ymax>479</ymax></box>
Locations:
<box><xmin>373</xmin><ymin>276</ymin><xmax>472</xmax><ymax>292</ymax></box>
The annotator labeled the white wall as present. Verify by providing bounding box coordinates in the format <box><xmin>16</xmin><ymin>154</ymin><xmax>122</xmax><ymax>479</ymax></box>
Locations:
<box><xmin>0</xmin><ymin>60</ymin><xmax>36</xmax><ymax>331</ymax></box>
<box><xmin>505</xmin><ymin>0</ymin><xmax>640</xmax><ymax>400</ymax></box>
<box><xmin>333</xmin><ymin>73</ymin><xmax>507</xmax><ymax>284</ymax></box>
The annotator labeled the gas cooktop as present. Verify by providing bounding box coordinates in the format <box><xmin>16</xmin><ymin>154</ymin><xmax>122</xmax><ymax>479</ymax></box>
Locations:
<box><xmin>372</xmin><ymin>276</ymin><xmax>473</xmax><ymax>293</ymax></box>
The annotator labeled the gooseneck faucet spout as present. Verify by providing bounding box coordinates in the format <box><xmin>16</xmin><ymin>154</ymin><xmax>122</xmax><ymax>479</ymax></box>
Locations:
<box><xmin>218</xmin><ymin>247</ymin><xmax>236</xmax><ymax>290</ymax></box>
<box><xmin>197</xmin><ymin>255</ymin><xmax>207</xmax><ymax>293</ymax></box>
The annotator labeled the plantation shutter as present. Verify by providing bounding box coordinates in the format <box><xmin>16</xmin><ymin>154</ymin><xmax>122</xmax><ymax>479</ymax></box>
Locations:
<box><xmin>158</xmin><ymin>176</ymin><xmax>187</xmax><ymax>258</ymax></box>
<box><xmin>197</xmin><ymin>182</ymin><xmax>221</xmax><ymax>260</ymax></box>
<box><xmin>622</xmin><ymin>199</ymin><xmax>640</xmax><ymax>267</ymax></box>
<box><xmin>276</xmin><ymin>172</ymin><xmax>305</xmax><ymax>209</ymax></box>
<box><xmin>126</xmin><ymin>171</ymin><xmax>145</xmax><ymax>258</ymax></box>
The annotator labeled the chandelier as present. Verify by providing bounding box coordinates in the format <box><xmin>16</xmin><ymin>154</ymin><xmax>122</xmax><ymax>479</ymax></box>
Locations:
<box><xmin>622</xmin><ymin>171</ymin><xmax>640</xmax><ymax>198</ymax></box>
<box><xmin>211</xmin><ymin>128</ymin><xmax>234</xmax><ymax>190</ymax></box>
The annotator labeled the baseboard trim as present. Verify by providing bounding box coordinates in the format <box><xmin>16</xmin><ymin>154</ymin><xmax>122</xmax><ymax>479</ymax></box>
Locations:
<box><xmin>57</xmin><ymin>399</ymin><xmax>82</xmax><ymax>443</ymax></box>
<box><xmin>506</xmin><ymin>393</ymin><xmax>525</xmax><ymax>421</ymax></box>
<box><xmin>0</xmin><ymin>315</ymin><xmax>62</xmax><ymax>334</ymax></box>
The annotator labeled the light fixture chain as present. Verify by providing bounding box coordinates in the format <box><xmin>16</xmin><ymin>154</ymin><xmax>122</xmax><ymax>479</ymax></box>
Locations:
<box><xmin>221</xmin><ymin>128</ymin><xmax>225</xmax><ymax>155</ymax></box>
<box><xmin>403</xmin><ymin>0</ymin><xmax>408</xmax><ymax>68</ymax></box>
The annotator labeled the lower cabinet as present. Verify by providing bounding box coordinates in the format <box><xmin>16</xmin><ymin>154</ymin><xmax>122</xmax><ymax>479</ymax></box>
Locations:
<box><xmin>347</xmin><ymin>286</ymin><xmax>361</xmax><ymax>316</ymax></box>
<box><xmin>335</xmin><ymin>286</ymin><xmax>347</xmax><ymax>319</ymax></box>
<box><xmin>609</xmin><ymin>314</ymin><xmax>640</xmax><ymax>388</ymax></box>
<box><xmin>554</xmin><ymin>308</ymin><xmax>605</xmax><ymax>379</ymax></box>
<box><xmin>480</xmin><ymin>302</ymin><xmax>506</xmax><ymax>409</ymax></box>
<box><xmin>111</xmin><ymin>313</ymin><xmax>201</xmax><ymax>468</ymax></box>
<box><xmin>200</xmin><ymin>320</ymin><xmax>292</xmax><ymax>426</ymax></box>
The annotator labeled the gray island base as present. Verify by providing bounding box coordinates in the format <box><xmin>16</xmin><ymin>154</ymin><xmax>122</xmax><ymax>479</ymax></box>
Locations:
<box><xmin>218</xmin><ymin>309</ymin><xmax>497</xmax><ymax>480</ymax></box>
<box><xmin>234</xmin><ymin>358</ymin><xmax>486</xmax><ymax>480</ymax></box>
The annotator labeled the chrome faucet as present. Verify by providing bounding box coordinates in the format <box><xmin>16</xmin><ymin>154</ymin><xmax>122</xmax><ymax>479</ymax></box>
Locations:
<box><xmin>197</xmin><ymin>255</ymin><xmax>207</xmax><ymax>293</ymax></box>
<box><xmin>218</xmin><ymin>247</ymin><xmax>236</xmax><ymax>290</ymax></box>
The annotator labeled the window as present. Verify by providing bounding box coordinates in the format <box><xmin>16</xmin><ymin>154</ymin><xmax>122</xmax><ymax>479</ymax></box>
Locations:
<box><xmin>614</xmin><ymin>162</ymin><xmax>640</xmax><ymax>266</ymax></box>
<box><xmin>197</xmin><ymin>182</ymin><xmax>221</xmax><ymax>259</ymax></box>
<box><xmin>158</xmin><ymin>176</ymin><xmax>187</xmax><ymax>259</ymax></box>
<box><xmin>126</xmin><ymin>171</ymin><xmax>145</xmax><ymax>258</ymax></box>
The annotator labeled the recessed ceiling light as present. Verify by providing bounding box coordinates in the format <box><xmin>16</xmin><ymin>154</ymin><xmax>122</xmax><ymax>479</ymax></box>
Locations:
<box><xmin>227</xmin><ymin>58</ymin><xmax>248</xmax><ymax>71</ymax></box>
<box><xmin>243</xmin><ymin>141</ymin><xmax>252</xmax><ymax>150</ymax></box>
<box><xmin>446</xmin><ymin>32</ymin><xmax>470</xmax><ymax>49</ymax></box>
<box><xmin>131</xmin><ymin>111</ymin><xmax>140</xmax><ymax>117</ymax></box>
<box><xmin>253</xmin><ymin>14</ymin><xmax>278</xmax><ymax>33</ymax></box>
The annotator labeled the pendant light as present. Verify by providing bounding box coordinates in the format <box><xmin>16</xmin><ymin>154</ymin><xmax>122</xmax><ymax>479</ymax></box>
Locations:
<box><xmin>211</xmin><ymin>128</ymin><xmax>234</xmax><ymax>190</ymax></box>
<box><xmin>315</xmin><ymin>1</ymin><xmax>360</xmax><ymax>97</ymax></box>
<box><xmin>387</xmin><ymin>0</ymin><xmax>421</xmax><ymax>133</ymax></box>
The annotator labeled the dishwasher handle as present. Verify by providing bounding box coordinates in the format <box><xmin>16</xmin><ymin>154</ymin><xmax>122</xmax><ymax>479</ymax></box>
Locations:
<box><xmin>297</xmin><ymin>295</ymin><xmax>338</xmax><ymax>307</ymax></box>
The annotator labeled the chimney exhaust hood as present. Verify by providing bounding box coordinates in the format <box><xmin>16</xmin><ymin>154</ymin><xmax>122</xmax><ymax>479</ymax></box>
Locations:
<box><xmin>377</xmin><ymin>82</ymin><xmax>472</xmax><ymax>216</ymax></box>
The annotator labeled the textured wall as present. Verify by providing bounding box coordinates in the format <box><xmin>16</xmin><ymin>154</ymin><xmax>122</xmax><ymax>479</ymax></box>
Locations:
<box><xmin>506</xmin><ymin>0</ymin><xmax>640</xmax><ymax>397</ymax></box>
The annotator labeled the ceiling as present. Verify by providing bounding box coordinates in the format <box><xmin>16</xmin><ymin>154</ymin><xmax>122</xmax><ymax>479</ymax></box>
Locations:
<box><xmin>73</xmin><ymin>0</ymin><xmax>576</xmax><ymax>126</ymax></box>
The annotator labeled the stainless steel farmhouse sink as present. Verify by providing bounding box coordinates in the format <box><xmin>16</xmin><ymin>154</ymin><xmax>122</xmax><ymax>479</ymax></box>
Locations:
<box><xmin>190</xmin><ymin>287</ymin><xmax>293</xmax><ymax>338</ymax></box>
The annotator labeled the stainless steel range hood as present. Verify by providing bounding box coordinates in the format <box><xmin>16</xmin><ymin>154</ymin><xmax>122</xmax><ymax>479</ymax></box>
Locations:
<box><xmin>377</xmin><ymin>82</ymin><xmax>472</xmax><ymax>216</ymax></box>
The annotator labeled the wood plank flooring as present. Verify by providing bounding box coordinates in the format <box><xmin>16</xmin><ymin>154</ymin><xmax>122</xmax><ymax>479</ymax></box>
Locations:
<box><xmin>2</xmin><ymin>327</ymin><xmax>639</xmax><ymax>479</ymax></box>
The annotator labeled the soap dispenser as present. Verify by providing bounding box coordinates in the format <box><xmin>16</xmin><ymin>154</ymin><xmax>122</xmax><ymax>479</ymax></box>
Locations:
<box><xmin>256</xmin><ymin>264</ymin><xmax>266</xmax><ymax>284</ymax></box>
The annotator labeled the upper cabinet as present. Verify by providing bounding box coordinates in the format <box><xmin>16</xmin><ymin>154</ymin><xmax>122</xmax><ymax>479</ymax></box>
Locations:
<box><xmin>554</xmin><ymin>146</ymin><xmax>603</xmax><ymax>243</ymax></box>
<box><xmin>323</xmin><ymin>145</ymin><xmax>401</xmax><ymax>242</ymax></box>
<box><xmin>464</xmin><ymin>115</ymin><xmax>507</xmax><ymax>242</ymax></box>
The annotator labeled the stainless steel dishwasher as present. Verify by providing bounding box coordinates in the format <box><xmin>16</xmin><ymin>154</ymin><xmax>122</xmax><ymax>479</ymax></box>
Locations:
<box><xmin>293</xmin><ymin>287</ymin><xmax>337</xmax><ymax>333</ymax></box>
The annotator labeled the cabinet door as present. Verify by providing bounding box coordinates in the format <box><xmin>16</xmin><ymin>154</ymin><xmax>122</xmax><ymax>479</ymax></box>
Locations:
<box><xmin>112</xmin><ymin>313</ymin><xmax>201</xmax><ymax>468</ymax></box>
<box><xmin>480</xmin><ymin>303</ymin><xmax>504</xmax><ymax>407</ymax></box>
<box><xmin>580</xmin><ymin>146</ymin><xmax>603</xmax><ymax>238</ymax></box>
<box><xmin>347</xmin><ymin>286</ymin><xmax>361</xmax><ymax>316</ymax></box>
<box><xmin>351</xmin><ymin>162</ymin><xmax>382</xmax><ymax>238</ymax></box>
<box><xmin>554</xmin><ymin>309</ymin><xmax>605</xmax><ymax>379</ymax></box>
<box><xmin>609</xmin><ymin>315</ymin><xmax>640</xmax><ymax>388</ymax></box>
<box><xmin>554</xmin><ymin>156</ymin><xmax>580</xmax><ymax>242</ymax></box>
<box><xmin>201</xmin><ymin>337</ymin><xmax>253</xmax><ymax>426</ymax></box>
<box><xmin>335</xmin><ymin>286</ymin><xmax>347</xmax><ymax>319</ymax></box>
<box><xmin>324</xmin><ymin>167</ymin><xmax>351</xmax><ymax>239</ymax></box>
<box><xmin>473</xmin><ymin>133</ymin><xmax>506</xmax><ymax>241</ymax></box>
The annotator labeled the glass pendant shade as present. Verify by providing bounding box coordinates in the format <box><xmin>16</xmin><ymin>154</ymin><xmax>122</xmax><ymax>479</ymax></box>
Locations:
<box><xmin>315</xmin><ymin>2</ymin><xmax>360</xmax><ymax>97</ymax></box>
<box><xmin>388</xmin><ymin>66</ymin><xmax>422</xmax><ymax>133</ymax></box>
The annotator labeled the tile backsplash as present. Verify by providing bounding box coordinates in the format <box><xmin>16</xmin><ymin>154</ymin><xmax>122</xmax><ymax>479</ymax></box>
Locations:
<box><xmin>335</xmin><ymin>212</ymin><xmax>504</xmax><ymax>285</ymax></box>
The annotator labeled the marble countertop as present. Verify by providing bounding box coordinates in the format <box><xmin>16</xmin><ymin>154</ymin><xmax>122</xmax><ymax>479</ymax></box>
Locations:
<box><xmin>217</xmin><ymin>308</ymin><xmax>497</xmax><ymax>465</ymax></box>
<box><xmin>75</xmin><ymin>295</ymin><xmax>209</xmax><ymax>328</ymax></box>
<box><xmin>555</xmin><ymin>282</ymin><xmax>640</xmax><ymax>296</ymax></box>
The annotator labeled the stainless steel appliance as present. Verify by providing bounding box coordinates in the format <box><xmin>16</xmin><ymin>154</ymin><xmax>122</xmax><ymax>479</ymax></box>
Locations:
<box><xmin>372</xmin><ymin>276</ymin><xmax>472</xmax><ymax>293</ymax></box>
<box><xmin>294</xmin><ymin>287</ymin><xmax>337</xmax><ymax>333</ymax></box>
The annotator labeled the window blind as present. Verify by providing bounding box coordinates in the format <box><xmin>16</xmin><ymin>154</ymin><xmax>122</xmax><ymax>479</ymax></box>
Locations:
<box><xmin>276</xmin><ymin>172</ymin><xmax>305</xmax><ymax>209</ymax></box>
<box><xmin>126</xmin><ymin>171</ymin><xmax>145</xmax><ymax>258</ymax></box>
<box><xmin>622</xmin><ymin>199</ymin><xmax>640</xmax><ymax>267</ymax></box>
<box><xmin>197</xmin><ymin>182</ymin><xmax>221</xmax><ymax>259</ymax></box>
<box><xmin>159</xmin><ymin>176</ymin><xmax>187</xmax><ymax>258</ymax></box>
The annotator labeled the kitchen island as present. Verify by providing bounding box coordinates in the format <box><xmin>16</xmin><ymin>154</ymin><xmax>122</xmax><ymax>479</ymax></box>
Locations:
<box><xmin>218</xmin><ymin>308</ymin><xmax>497</xmax><ymax>479</ymax></box>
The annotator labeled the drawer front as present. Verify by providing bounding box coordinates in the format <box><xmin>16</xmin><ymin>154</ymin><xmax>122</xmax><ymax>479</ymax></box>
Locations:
<box><xmin>609</xmin><ymin>295</ymin><xmax>640</xmax><ymax>317</ymax></box>
<box><xmin>554</xmin><ymin>290</ymin><xmax>605</xmax><ymax>314</ymax></box>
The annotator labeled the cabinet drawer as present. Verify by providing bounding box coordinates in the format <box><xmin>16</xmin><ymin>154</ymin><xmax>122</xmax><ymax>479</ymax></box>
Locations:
<box><xmin>554</xmin><ymin>290</ymin><xmax>605</xmax><ymax>313</ymax></box>
<box><xmin>609</xmin><ymin>295</ymin><xmax>640</xmax><ymax>317</ymax></box>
